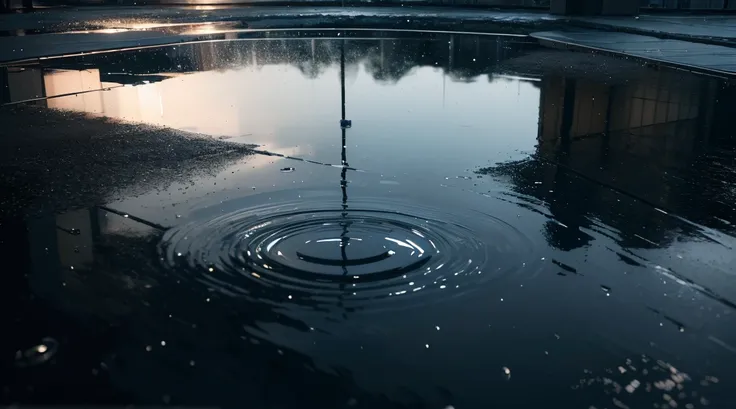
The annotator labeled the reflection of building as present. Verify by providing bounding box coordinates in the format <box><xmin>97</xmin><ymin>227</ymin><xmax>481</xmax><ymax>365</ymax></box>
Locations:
<box><xmin>2</xmin><ymin>67</ymin><xmax>46</xmax><ymax>104</ymax></box>
<box><xmin>483</xmin><ymin>64</ymin><xmax>735</xmax><ymax>251</ymax></box>
<box><xmin>539</xmin><ymin>73</ymin><xmax>712</xmax><ymax>142</ymax></box>
<box><xmin>23</xmin><ymin>206</ymin><xmax>166</xmax><ymax>322</ymax></box>
<box><xmin>27</xmin><ymin>208</ymin><xmax>104</xmax><ymax>301</ymax></box>
<box><xmin>536</xmin><ymin>71</ymin><xmax>720</xmax><ymax>218</ymax></box>
<box><xmin>45</xmin><ymin>69</ymin><xmax>105</xmax><ymax>113</ymax></box>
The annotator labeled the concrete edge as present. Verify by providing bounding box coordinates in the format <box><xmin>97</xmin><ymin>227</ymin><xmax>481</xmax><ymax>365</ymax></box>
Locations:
<box><xmin>0</xmin><ymin>9</ymin><xmax>562</xmax><ymax>34</ymax></box>
<box><xmin>530</xmin><ymin>32</ymin><xmax>736</xmax><ymax>81</ymax></box>
<box><xmin>568</xmin><ymin>18</ymin><xmax>736</xmax><ymax>49</ymax></box>
<box><xmin>0</xmin><ymin>26</ymin><xmax>533</xmax><ymax>65</ymax></box>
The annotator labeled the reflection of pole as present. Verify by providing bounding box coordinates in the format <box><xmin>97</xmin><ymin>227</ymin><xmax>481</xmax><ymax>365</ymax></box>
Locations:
<box><xmin>338</xmin><ymin>38</ymin><xmax>351</xmax><ymax>317</ymax></box>
<box><xmin>340</xmin><ymin>39</ymin><xmax>349</xmax><ymax>274</ymax></box>
<box><xmin>340</xmin><ymin>40</ymin><xmax>346</xmax><ymax>123</ymax></box>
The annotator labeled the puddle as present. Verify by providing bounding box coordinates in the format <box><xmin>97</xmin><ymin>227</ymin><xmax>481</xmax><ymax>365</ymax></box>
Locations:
<box><xmin>1</xmin><ymin>31</ymin><xmax>735</xmax><ymax>408</ymax></box>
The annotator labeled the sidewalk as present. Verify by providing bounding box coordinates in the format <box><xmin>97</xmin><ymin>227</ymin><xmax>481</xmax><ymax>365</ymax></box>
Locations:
<box><xmin>532</xmin><ymin>29</ymin><xmax>736</xmax><ymax>79</ymax></box>
<box><xmin>0</xmin><ymin>6</ymin><xmax>560</xmax><ymax>63</ymax></box>
<box><xmin>0</xmin><ymin>5</ymin><xmax>557</xmax><ymax>33</ymax></box>
<box><xmin>571</xmin><ymin>14</ymin><xmax>736</xmax><ymax>47</ymax></box>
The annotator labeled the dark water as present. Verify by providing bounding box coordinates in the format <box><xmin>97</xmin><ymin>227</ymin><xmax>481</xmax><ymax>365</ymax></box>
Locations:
<box><xmin>2</xmin><ymin>30</ymin><xmax>736</xmax><ymax>409</ymax></box>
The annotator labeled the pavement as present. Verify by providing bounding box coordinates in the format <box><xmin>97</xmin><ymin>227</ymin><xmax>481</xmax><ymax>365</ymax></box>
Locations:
<box><xmin>0</xmin><ymin>6</ymin><xmax>560</xmax><ymax>63</ymax></box>
<box><xmin>0</xmin><ymin>5</ymin><xmax>558</xmax><ymax>33</ymax></box>
<box><xmin>531</xmin><ymin>29</ymin><xmax>736</xmax><ymax>79</ymax></box>
<box><xmin>571</xmin><ymin>14</ymin><xmax>736</xmax><ymax>46</ymax></box>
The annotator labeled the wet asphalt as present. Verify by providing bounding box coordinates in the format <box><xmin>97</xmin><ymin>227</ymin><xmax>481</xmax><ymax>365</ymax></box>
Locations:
<box><xmin>1</xmin><ymin>28</ymin><xmax>735</xmax><ymax>409</ymax></box>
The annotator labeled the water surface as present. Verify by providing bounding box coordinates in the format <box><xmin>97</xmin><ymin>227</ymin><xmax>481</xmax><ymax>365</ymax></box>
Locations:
<box><xmin>1</xmin><ymin>30</ymin><xmax>735</xmax><ymax>409</ymax></box>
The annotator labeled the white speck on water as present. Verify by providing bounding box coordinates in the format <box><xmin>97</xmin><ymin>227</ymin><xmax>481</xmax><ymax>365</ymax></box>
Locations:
<box><xmin>288</xmin><ymin>295</ymin><xmax>293</xmax><ymax>299</ymax></box>
<box><xmin>190</xmin><ymin>360</ymin><xmax>196</xmax><ymax>366</ymax></box>
<box><xmin>425</xmin><ymin>344</ymin><xmax>430</xmax><ymax>349</ymax></box>
<box><xmin>146</xmin><ymin>345</ymin><xmax>152</xmax><ymax>352</ymax></box>
<box><xmin>161</xmin><ymin>341</ymin><xmax>166</xmax><ymax>347</ymax></box>
<box><xmin>436</xmin><ymin>326</ymin><xmax>440</xmax><ymax>330</ymax></box>
<box><xmin>502</xmin><ymin>366</ymin><xmax>511</xmax><ymax>378</ymax></box>
<box><xmin>206</xmin><ymin>298</ymin><xmax>211</xmax><ymax>302</ymax></box>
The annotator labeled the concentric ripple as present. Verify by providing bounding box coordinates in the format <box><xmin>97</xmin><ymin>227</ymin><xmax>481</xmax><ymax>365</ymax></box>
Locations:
<box><xmin>159</xmin><ymin>195</ymin><xmax>540</xmax><ymax>312</ymax></box>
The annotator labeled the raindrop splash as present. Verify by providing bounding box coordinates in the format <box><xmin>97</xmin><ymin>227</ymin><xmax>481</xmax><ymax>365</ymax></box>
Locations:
<box><xmin>158</xmin><ymin>195</ymin><xmax>541</xmax><ymax>316</ymax></box>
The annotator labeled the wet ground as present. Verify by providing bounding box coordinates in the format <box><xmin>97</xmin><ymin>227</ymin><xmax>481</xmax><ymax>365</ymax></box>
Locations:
<box><xmin>1</xmin><ymin>30</ymin><xmax>736</xmax><ymax>409</ymax></box>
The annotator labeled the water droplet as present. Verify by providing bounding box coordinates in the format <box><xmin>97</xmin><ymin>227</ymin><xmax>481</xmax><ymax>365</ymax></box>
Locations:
<box><xmin>190</xmin><ymin>360</ymin><xmax>196</xmax><ymax>366</ymax></box>
<box><xmin>176</xmin><ymin>214</ymin><xmax>182</xmax><ymax>218</ymax></box>
<box><xmin>425</xmin><ymin>344</ymin><xmax>430</xmax><ymax>349</ymax></box>
<box><xmin>146</xmin><ymin>345</ymin><xmax>153</xmax><ymax>352</ymax></box>
<box><xmin>436</xmin><ymin>326</ymin><xmax>440</xmax><ymax>331</ymax></box>
<box><xmin>161</xmin><ymin>341</ymin><xmax>166</xmax><ymax>347</ymax></box>
<box><xmin>15</xmin><ymin>338</ymin><xmax>58</xmax><ymax>368</ymax></box>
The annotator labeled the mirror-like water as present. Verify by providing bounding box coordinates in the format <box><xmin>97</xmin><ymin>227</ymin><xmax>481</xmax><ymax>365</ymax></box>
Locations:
<box><xmin>1</xmin><ymin>30</ymin><xmax>735</xmax><ymax>409</ymax></box>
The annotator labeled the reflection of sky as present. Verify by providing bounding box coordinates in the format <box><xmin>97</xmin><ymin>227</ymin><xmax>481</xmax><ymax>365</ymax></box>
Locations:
<box><xmin>48</xmin><ymin>60</ymin><xmax>539</xmax><ymax>179</ymax></box>
<box><xmin>94</xmin><ymin>59</ymin><xmax>538</xmax><ymax>227</ymax></box>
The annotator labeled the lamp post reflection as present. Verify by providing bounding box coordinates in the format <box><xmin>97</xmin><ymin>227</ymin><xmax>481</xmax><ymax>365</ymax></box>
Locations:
<box><xmin>338</xmin><ymin>37</ymin><xmax>353</xmax><ymax>317</ymax></box>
